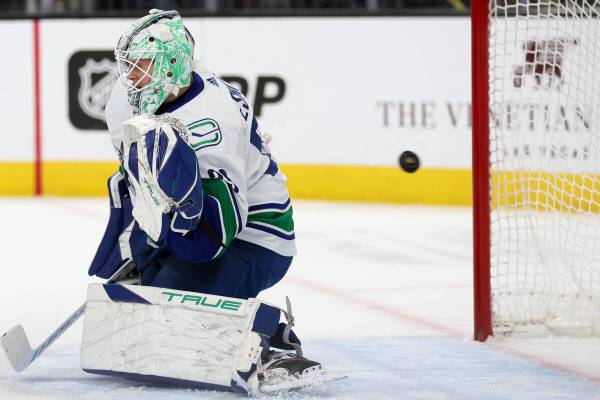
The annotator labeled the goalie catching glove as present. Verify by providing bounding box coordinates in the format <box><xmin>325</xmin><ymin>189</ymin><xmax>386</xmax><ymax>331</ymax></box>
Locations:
<box><xmin>121</xmin><ymin>114</ymin><xmax>203</xmax><ymax>243</ymax></box>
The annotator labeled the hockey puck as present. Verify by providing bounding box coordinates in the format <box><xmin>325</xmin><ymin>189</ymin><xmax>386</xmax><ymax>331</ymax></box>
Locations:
<box><xmin>399</xmin><ymin>151</ymin><xmax>420</xmax><ymax>173</ymax></box>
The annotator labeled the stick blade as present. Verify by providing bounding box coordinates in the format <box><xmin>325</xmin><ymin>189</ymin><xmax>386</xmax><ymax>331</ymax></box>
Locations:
<box><xmin>1</xmin><ymin>325</ymin><xmax>32</xmax><ymax>372</ymax></box>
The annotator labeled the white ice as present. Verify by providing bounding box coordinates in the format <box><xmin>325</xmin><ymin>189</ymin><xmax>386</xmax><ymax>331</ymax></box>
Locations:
<box><xmin>1</xmin><ymin>198</ymin><xmax>599</xmax><ymax>399</ymax></box>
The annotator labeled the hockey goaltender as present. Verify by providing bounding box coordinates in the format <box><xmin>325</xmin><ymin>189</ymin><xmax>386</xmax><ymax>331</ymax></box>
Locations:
<box><xmin>81</xmin><ymin>9</ymin><xmax>344</xmax><ymax>395</ymax></box>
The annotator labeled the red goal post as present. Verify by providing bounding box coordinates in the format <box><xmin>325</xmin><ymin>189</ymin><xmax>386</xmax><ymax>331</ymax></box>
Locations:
<box><xmin>472</xmin><ymin>0</ymin><xmax>600</xmax><ymax>341</ymax></box>
<box><xmin>472</xmin><ymin>0</ymin><xmax>492</xmax><ymax>342</ymax></box>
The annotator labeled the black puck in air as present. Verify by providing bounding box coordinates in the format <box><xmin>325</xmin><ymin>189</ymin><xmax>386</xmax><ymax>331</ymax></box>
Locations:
<box><xmin>399</xmin><ymin>151</ymin><xmax>420</xmax><ymax>173</ymax></box>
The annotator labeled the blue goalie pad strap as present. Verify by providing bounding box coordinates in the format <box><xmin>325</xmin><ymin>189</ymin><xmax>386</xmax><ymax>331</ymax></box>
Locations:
<box><xmin>236</xmin><ymin>363</ymin><xmax>257</xmax><ymax>384</ymax></box>
<box><xmin>252</xmin><ymin>303</ymin><xmax>281</xmax><ymax>337</ymax></box>
<box><xmin>249</xmin><ymin>198</ymin><xmax>291</xmax><ymax>213</ymax></box>
<box><xmin>83</xmin><ymin>369</ymin><xmax>244</xmax><ymax>394</ymax></box>
<box><xmin>88</xmin><ymin>173</ymin><xmax>134</xmax><ymax>278</ymax></box>
<box><xmin>102</xmin><ymin>284</ymin><xmax>152</xmax><ymax>304</ymax></box>
<box><xmin>230</xmin><ymin>378</ymin><xmax>249</xmax><ymax>395</ymax></box>
<box><xmin>246</xmin><ymin>222</ymin><xmax>295</xmax><ymax>240</ymax></box>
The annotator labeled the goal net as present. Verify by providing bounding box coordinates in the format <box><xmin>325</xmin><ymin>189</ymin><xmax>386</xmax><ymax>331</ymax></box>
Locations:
<box><xmin>473</xmin><ymin>0</ymin><xmax>600</xmax><ymax>339</ymax></box>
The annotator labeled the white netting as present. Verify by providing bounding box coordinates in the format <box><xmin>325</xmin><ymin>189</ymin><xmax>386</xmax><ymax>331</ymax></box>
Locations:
<box><xmin>489</xmin><ymin>0</ymin><xmax>600</xmax><ymax>336</ymax></box>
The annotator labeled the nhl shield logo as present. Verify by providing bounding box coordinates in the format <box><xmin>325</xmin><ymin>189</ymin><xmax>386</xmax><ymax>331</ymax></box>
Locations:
<box><xmin>77</xmin><ymin>58</ymin><xmax>116</xmax><ymax>120</ymax></box>
<box><xmin>68</xmin><ymin>50</ymin><xmax>116</xmax><ymax>130</ymax></box>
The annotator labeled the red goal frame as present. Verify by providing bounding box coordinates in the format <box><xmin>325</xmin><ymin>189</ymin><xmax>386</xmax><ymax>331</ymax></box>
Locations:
<box><xmin>471</xmin><ymin>0</ymin><xmax>492</xmax><ymax>342</ymax></box>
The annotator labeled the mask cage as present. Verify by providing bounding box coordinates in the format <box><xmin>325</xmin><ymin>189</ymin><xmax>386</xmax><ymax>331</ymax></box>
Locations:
<box><xmin>114</xmin><ymin>49</ymin><xmax>164</xmax><ymax>94</ymax></box>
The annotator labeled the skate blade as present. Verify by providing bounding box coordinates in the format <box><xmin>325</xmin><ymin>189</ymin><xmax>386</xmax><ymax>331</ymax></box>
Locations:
<box><xmin>259</xmin><ymin>370</ymin><xmax>347</xmax><ymax>393</ymax></box>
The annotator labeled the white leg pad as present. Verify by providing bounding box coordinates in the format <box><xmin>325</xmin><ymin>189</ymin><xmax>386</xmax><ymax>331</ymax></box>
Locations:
<box><xmin>81</xmin><ymin>283</ymin><xmax>281</xmax><ymax>394</ymax></box>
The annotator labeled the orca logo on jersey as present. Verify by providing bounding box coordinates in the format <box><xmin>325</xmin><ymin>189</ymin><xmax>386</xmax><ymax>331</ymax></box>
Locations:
<box><xmin>68</xmin><ymin>50</ymin><xmax>117</xmax><ymax>130</ymax></box>
<box><xmin>207</xmin><ymin>168</ymin><xmax>240</xmax><ymax>194</ymax></box>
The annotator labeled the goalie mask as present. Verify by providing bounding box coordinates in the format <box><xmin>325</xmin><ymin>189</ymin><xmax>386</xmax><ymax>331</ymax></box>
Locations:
<box><xmin>115</xmin><ymin>9</ymin><xmax>193</xmax><ymax>115</ymax></box>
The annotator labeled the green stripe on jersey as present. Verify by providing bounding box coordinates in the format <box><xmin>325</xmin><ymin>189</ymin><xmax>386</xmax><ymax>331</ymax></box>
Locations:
<box><xmin>202</xmin><ymin>179</ymin><xmax>239</xmax><ymax>253</ymax></box>
<box><xmin>247</xmin><ymin>206</ymin><xmax>294</xmax><ymax>233</ymax></box>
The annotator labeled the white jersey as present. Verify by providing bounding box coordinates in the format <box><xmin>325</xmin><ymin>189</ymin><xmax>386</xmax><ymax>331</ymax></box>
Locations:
<box><xmin>105</xmin><ymin>69</ymin><xmax>296</xmax><ymax>257</ymax></box>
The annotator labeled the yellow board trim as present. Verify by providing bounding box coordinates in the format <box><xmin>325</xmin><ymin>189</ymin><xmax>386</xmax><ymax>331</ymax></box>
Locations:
<box><xmin>0</xmin><ymin>161</ymin><xmax>474</xmax><ymax>205</ymax></box>
<box><xmin>3</xmin><ymin>162</ymin><xmax>595</xmax><ymax>211</ymax></box>
<box><xmin>492</xmin><ymin>170</ymin><xmax>600</xmax><ymax>213</ymax></box>
<box><xmin>0</xmin><ymin>162</ymin><xmax>35</xmax><ymax>195</ymax></box>
<box><xmin>42</xmin><ymin>161</ymin><xmax>119</xmax><ymax>196</ymax></box>
<box><xmin>282</xmin><ymin>164</ymin><xmax>473</xmax><ymax>205</ymax></box>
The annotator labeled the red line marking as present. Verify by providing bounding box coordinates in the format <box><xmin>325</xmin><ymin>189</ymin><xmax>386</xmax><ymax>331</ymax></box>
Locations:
<box><xmin>287</xmin><ymin>275</ymin><xmax>600</xmax><ymax>384</ymax></box>
<box><xmin>490</xmin><ymin>342</ymin><xmax>600</xmax><ymax>384</ymax></box>
<box><xmin>44</xmin><ymin>197</ymin><xmax>107</xmax><ymax>220</ymax></box>
<box><xmin>33</xmin><ymin>19</ymin><xmax>42</xmax><ymax>196</ymax></box>
<box><xmin>335</xmin><ymin>283</ymin><xmax>471</xmax><ymax>293</ymax></box>
<box><xmin>287</xmin><ymin>276</ymin><xmax>467</xmax><ymax>337</ymax></box>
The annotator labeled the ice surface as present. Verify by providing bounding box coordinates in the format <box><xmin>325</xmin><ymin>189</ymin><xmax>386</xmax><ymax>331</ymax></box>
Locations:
<box><xmin>2</xmin><ymin>339</ymin><xmax>600</xmax><ymax>400</ymax></box>
<box><xmin>0</xmin><ymin>198</ymin><xmax>599</xmax><ymax>399</ymax></box>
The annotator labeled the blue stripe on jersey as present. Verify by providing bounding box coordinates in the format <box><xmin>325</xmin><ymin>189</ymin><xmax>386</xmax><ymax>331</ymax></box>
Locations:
<box><xmin>202</xmin><ymin>195</ymin><xmax>226</xmax><ymax>245</ymax></box>
<box><xmin>249</xmin><ymin>117</ymin><xmax>262</xmax><ymax>151</ymax></box>
<box><xmin>225</xmin><ymin>183</ymin><xmax>243</xmax><ymax>234</ymax></box>
<box><xmin>249</xmin><ymin>198</ymin><xmax>291</xmax><ymax>213</ymax></box>
<box><xmin>264</xmin><ymin>158</ymin><xmax>279</xmax><ymax>177</ymax></box>
<box><xmin>155</xmin><ymin>72</ymin><xmax>205</xmax><ymax>115</ymax></box>
<box><xmin>248</xmin><ymin>116</ymin><xmax>279</xmax><ymax>177</ymax></box>
<box><xmin>246</xmin><ymin>222</ymin><xmax>296</xmax><ymax>240</ymax></box>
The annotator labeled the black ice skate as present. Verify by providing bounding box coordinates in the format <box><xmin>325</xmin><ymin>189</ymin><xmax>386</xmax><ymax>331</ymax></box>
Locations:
<box><xmin>246</xmin><ymin>297</ymin><xmax>346</xmax><ymax>393</ymax></box>
<box><xmin>253</xmin><ymin>351</ymin><xmax>345</xmax><ymax>393</ymax></box>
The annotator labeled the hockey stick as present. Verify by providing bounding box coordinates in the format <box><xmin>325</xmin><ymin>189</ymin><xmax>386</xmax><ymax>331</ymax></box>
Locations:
<box><xmin>0</xmin><ymin>260</ymin><xmax>138</xmax><ymax>372</ymax></box>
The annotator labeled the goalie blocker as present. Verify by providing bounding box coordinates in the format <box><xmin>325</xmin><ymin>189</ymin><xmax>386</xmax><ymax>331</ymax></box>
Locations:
<box><xmin>81</xmin><ymin>283</ymin><xmax>342</xmax><ymax>394</ymax></box>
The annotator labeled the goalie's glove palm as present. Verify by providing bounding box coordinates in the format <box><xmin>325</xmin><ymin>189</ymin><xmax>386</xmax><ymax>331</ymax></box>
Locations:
<box><xmin>122</xmin><ymin>115</ymin><xmax>203</xmax><ymax>243</ymax></box>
